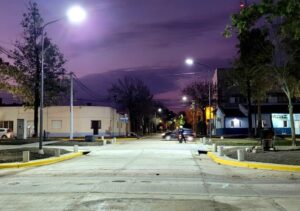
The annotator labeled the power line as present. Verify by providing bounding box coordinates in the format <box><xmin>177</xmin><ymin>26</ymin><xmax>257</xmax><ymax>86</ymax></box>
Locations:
<box><xmin>72</xmin><ymin>74</ymin><xmax>108</xmax><ymax>102</ymax></box>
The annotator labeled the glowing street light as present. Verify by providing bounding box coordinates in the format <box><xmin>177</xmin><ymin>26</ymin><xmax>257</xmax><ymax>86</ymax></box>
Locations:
<box><xmin>67</xmin><ymin>5</ymin><xmax>87</xmax><ymax>24</ymax></box>
<box><xmin>39</xmin><ymin>5</ymin><xmax>86</xmax><ymax>154</ymax></box>
<box><xmin>158</xmin><ymin>108</ymin><xmax>162</xmax><ymax>113</ymax></box>
<box><xmin>185</xmin><ymin>58</ymin><xmax>194</xmax><ymax>66</ymax></box>
<box><xmin>184</xmin><ymin>57</ymin><xmax>213</xmax><ymax>138</ymax></box>
<box><xmin>182</xmin><ymin>96</ymin><xmax>188</xmax><ymax>102</ymax></box>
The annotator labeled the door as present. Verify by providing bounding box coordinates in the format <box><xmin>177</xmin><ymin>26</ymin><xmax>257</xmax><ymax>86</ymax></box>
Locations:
<box><xmin>17</xmin><ymin>119</ymin><xmax>25</xmax><ymax>139</ymax></box>
<box><xmin>91</xmin><ymin>120</ymin><xmax>101</xmax><ymax>135</ymax></box>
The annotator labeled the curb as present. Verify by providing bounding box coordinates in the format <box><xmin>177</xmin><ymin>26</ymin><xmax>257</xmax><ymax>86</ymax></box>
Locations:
<box><xmin>0</xmin><ymin>151</ymin><xmax>83</xmax><ymax>169</ymax></box>
<box><xmin>207</xmin><ymin>152</ymin><xmax>300</xmax><ymax>172</ymax></box>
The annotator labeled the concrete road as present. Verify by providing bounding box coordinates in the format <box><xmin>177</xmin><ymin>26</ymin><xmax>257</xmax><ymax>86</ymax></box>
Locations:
<box><xmin>0</xmin><ymin>136</ymin><xmax>300</xmax><ymax>210</ymax></box>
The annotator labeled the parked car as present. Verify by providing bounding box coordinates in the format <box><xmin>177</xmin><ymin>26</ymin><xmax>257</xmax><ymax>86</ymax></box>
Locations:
<box><xmin>0</xmin><ymin>128</ymin><xmax>14</xmax><ymax>139</ymax></box>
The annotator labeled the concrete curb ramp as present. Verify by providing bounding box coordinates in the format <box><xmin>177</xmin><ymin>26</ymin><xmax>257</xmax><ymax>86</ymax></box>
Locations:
<box><xmin>0</xmin><ymin>152</ymin><xmax>83</xmax><ymax>169</ymax></box>
<box><xmin>207</xmin><ymin>152</ymin><xmax>300</xmax><ymax>172</ymax></box>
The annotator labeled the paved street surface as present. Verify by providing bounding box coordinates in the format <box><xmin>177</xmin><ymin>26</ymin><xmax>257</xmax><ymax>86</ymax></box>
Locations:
<box><xmin>0</xmin><ymin>135</ymin><xmax>300</xmax><ymax>210</ymax></box>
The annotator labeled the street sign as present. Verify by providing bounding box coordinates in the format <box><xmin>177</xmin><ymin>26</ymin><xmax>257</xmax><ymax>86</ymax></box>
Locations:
<box><xmin>120</xmin><ymin>117</ymin><xmax>129</xmax><ymax>122</ymax></box>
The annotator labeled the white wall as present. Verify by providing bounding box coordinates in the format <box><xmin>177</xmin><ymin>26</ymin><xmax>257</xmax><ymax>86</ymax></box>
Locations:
<box><xmin>215</xmin><ymin>108</ymin><xmax>225</xmax><ymax>129</ymax></box>
<box><xmin>0</xmin><ymin>106</ymin><xmax>127</xmax><ymax>137</ymax></box>
<box><xmin>225</xmin><ymin>117</ymin><xmax>248</xmax><ymax>128</ymax></box>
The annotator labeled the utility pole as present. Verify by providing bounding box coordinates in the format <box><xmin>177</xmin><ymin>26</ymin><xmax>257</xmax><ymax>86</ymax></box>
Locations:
<box><xmin>70</xmin><ymin>72</ymin><xmax>74</xmax><ymax>140</ymax></box>
<box><xmin>192</xmin><ymin>100</ymin><xmax>196</xmax><ymax>133</ymax></box>
<box><xmin>154</xmin><ymin>112</ymin><xmax>157</xmax><ymax>133</ymax></box>
<box><xmin>209</xmin><ymin>82</ymin><xmax>212</xmax><ymax>139</ymax></box>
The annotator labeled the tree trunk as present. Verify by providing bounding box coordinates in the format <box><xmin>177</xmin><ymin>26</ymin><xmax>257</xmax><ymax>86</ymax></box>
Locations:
<box><xmin>257</xmin><ymin>101</ymin><xmax>262</xmax><ymax>138</ymax></box>
<box><xmin>287</xmin><ymin>94</ymin><xmax>296</xmax><ymax>146</ymax></box>
<box><xmin>202</xmin><ymin>107</ymin><xmax>207</xmax><ymax>135</ymax></box>
<box><xmin>246</xmin><ymin>79</ymin><xmax>253</xmax><ymax>137</ymax></box>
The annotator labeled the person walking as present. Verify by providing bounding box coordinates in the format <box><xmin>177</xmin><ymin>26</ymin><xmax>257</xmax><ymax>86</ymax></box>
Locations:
<box><xmin>178</xmin><ymin>128</ymin><xmax>186</xmax><ymax>143</ymax></box>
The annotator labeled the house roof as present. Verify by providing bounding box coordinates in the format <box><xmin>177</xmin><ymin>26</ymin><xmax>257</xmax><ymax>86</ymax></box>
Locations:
<box><xmin>251</xmin><ymin>104</ymin><xmax>300</xmax><ymax>114</ymax></box>
<box><xmin>219</xmin><ymin>107</ymin><xmax>246</xmax><ymax>117</ymax></box>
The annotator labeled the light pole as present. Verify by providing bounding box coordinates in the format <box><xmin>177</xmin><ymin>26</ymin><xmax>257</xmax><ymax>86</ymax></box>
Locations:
<box><xmin>185</xmin><ymin>57</ymin><xmax>213</xmax><ymax>139</ymax></box>
<box><xmin>70</xmin><ymin>72</ymin><xmax>74</xmax><ymax>140</ymax></box>
<box><xmin>38</xmin><ymin>5</ymin><xmax>86</xmax><ymax>154</ymax></box>
<box><xmin>154</xmin><ymin>108</ymin><xmax>162</xmax><ymax>133</ymax></box>
<box><xmin>182</xmin><ymin>96</ymin><xmax>196</xmax><ymax>133</ymax></box>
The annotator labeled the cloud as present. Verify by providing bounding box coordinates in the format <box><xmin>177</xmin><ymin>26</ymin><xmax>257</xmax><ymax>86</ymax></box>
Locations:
<box><xmin>69</xmin><ymin>10</ymin><xmax>231</xmax><ymax>54</ymax></box>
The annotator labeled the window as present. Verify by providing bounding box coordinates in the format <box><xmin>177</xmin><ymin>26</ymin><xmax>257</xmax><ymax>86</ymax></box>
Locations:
<box><xmin>51</xmin><ymin>120</ymin><xmax>62</xmax><ymax>129</ymax></box>
<box><xmin>229</xmin><ymin>97</ymin><xmax>236</xmax><ymax>104</ymax></box>
<box><xmin>230</xmin><ymin>119</ymin><xmax>241</xmax><ymax>128</ymax></box>
<box><xmin>283</xmin><ymin>120</ymin><xmax>288</xmax><ymax>128</ymax></box>
<box><xmin>91</xmin><ymin>120</ymin><xmax>101</xmax><ymax>129</ymax></box>
<box><xmin>0</xmin><ymin>121</ymin><xmax>14</xmax><ymax>130</ymax></box>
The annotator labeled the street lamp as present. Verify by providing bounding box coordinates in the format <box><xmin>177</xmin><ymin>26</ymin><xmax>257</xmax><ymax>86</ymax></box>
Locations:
<box><xmin>38</xmin><ymin>5</ymin><xmax>86</xmax><ymax>154</ymax></box>
<box><xmin>154</xmin><ymin>108</ymin><xmax>162</xmax><ymax>133</ymax></box>
<box><xmin>184</xmin><ymin>57</ymin><xmax>214</xmax><ymax>139</ymax></box>
<box><xmin>182</xmin><ymin>96</ymin><xmax>188</xmax><ymax>102</ymax></box>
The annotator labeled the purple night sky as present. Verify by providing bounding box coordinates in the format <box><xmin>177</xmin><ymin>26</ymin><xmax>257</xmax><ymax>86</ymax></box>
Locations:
<box><xmin>0</xmin><ymin>0</ymin><xmax>240</xmax><ymax>110</ymax></box>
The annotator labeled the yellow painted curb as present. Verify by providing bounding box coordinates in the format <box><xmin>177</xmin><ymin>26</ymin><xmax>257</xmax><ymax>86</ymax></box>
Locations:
<box><xmin>0</xmin><ymin>152</ymin><xmax>83</xmax><ymax>169</ymax></box>
<box><xmin>207</xmin><ymin>152</ymin><xmax>300</xmax><ymax>172</ymax></box>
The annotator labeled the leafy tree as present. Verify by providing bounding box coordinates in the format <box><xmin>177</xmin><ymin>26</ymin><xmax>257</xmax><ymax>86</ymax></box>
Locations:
<box><xmin>108</xmin><ymin>76</ymin><xmax>153</xmax><ymax>134</ymax></box>
<box><xmin>185</xmin><ymin>106</ymin><xmax>202</xmax><ymax>133</ymax></box>
<box><xmin>228</xmin><ymin>28</ymin><xmax>274</xmax><ymax>137</ymax></box>
<box><xmin>174</xmin><ymin>113</ymin><xmax>186</xmax><ymax>128</ymax></box>
<box><xmin>225</xmin><ymin>0</ymin><xmax>300</xmax><ymax>145</ymax></box>
<box><xmin>182</xmin><ymin>81</ymin><xmax>216</xmax><ymax>135</ymax></box>
<box><xmin>0</xmin><ymin>2</ymin><xmax>67</xmax><ymax>137</ymax></box>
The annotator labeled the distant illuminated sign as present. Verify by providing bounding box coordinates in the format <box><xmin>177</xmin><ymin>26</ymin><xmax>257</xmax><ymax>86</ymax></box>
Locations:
<box><xmin>272</xmin><ymin>114</ymin><xmax>288</xmax><ymax>120</ymax></box>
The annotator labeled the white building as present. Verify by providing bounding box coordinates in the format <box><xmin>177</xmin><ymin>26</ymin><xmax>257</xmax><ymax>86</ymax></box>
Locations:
<box><xmin>0</xmin><ymin>106</ymin><xmax>128</xmax><ymax>138</ymax></box>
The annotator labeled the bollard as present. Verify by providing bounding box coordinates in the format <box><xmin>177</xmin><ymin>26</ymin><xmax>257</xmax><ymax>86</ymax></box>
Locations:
<box><xmin>237</xmin><ymin>149</ymin><xmax>245</xmax><ymax>161</ymax></box>
<box><xmin>103</xmin><ymin>140</ymin><xmax>107</xmax><ymax>145</ymax></box>
<box><xmin>217</xmin><ymin>146</ymin><xmax>224</xmax><ymax>156</ymax></box>
<box><xmin>23</xmin><ymin>151</ymin><xmax>30</xmax><ymax>162</ymax></box>
<box><xmin>74</xmin><ymin>145</ymin><xmax>78</xmax><ymax>152</ymax></box>
<box><xmin>101</xmin><ymin>136</ymin><xmax>104</xmax><ymax>141</ymax></box>
<box><xmin>203</xmin><ymin>137</ymin><xmax>207</xmax><ymax>145</ymax></box>
<box><xmin>208</xmin><ymin>138</ymin><xmax>212</xmax><ymax>143</ymax></box>
<box><xmin>220</xmin><ymin>136</ymin><xmax>224</xmax><ymax>140</ymax></box>
<box><xmin>200</xmin><ymin>137</ymin><xmax>203</xmax><ymax>143</ymax></box>
<box><xmin>54</xmin><ymin>148</ymin><xmax>60</xmax><ymax>157</ymax></box>
<box><xmin>113</xmin><ymin>137</ymin><xmax>117</xmax><ymax>144</ymax></box>
<box><xmin>212</xmin><ymin>143</ymin><xmax>217</xmax><ymax>152</ymax></box>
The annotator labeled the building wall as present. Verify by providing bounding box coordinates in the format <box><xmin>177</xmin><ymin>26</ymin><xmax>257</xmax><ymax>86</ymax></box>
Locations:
<box><xmin>0</xmin><ymin>106</ymin><xmax>127</xmax><ymax>138</ymax></box>
<box><xmin>215</xmin><ymin>108</ymin><xmax>225</xmax><ymax>129</ymax></box>
<box><xmin>271</xmin><ymin>113</ymin><xmax>300</xmax><ymax>135</ymax></box>
<box><xmin>252</xmin><ymin>114</ymin><xmax>272</xmax><ymax>129</ymax></box>
<box><xmin>225</xmin><ymin>117</ymin><xmax>248</xmax><ymax>129</ymax></box>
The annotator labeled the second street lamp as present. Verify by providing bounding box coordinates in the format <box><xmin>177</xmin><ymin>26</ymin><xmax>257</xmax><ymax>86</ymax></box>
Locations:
<box><xmin>184</xmin><ymin>57</ymin><xmax>214</xmax><ymax>139</ymax></box>
<box><xmin>38</xmin><ymin>5</ymin><xmax>86</xmax><ymax>154</ymax></box>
